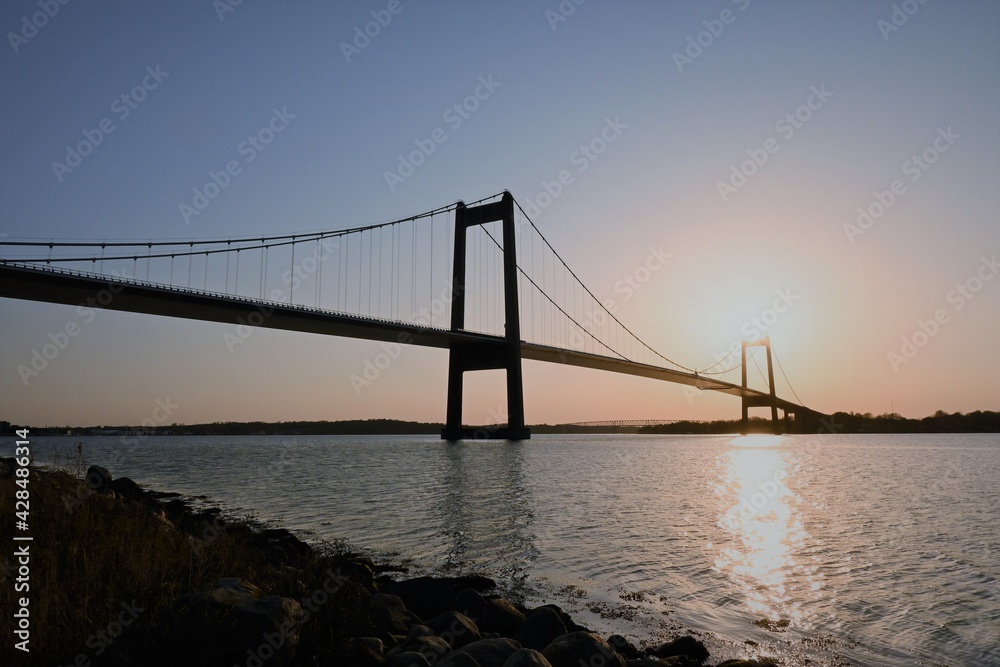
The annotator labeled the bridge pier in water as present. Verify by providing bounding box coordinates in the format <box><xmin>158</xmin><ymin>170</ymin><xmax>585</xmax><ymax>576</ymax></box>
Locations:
<box><xmin>740</xmin><ymin>337</ymin><xmax>780</xmax><ymax>435</ymax></box>
<box><xmin>442</xmin><ymin>192</ymin><xmax>530</xmax><ymax>441</ymax></box>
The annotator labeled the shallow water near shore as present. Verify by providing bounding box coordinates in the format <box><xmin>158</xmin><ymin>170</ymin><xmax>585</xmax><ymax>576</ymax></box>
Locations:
<box><xmin>18</xmin><ymin>433</ymin><xmax>999</xmax><ymax>666</ymax></box>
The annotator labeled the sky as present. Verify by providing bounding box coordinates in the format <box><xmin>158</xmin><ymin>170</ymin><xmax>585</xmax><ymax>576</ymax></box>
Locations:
<box><xmin>1</xmin><ymin>0</ymin><xmax>998</xmax><ymax>428</ymax></box>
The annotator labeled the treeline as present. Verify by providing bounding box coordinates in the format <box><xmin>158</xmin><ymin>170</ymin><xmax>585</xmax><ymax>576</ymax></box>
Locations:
<box><xmin>638</xmin><ymin>411</ymin><xmax>1000</xmax><ymax>434</ymax></box>
<box><xmin>817</xmin><ymin>410</ymin><xmax>1000</xmax><ymax>433</ymax></box>
<box><xmin>153</xmin><ymin>419</ymin><xmax>445</xmax><ymax>436</ymax></box>
<box><xmin>7</xmin><ymin>419</ymin><xmax>443</xmax><ymax>437</ymax></box>
<box><xmin>638</xmin><ymin>417</ymin><xmax>781</xmax><ymax>435</ymax></box>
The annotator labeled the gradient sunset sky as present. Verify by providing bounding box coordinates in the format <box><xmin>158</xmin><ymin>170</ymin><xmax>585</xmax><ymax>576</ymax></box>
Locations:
<box><xmin>1</xmin><ymin>0</ymin><xmax>998</xmax><ymax>428</ymax></box>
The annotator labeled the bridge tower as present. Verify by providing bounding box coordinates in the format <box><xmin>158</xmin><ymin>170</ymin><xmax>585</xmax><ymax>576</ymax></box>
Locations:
<box><xmin>741</xmin><ymin>337</ymin><xmax>780</xmax><ymax>435</ymax></box>
<box><xmin>442</xmin><ymin>192</ymin><xmax>529</xmax><ymax>441</ymax></box>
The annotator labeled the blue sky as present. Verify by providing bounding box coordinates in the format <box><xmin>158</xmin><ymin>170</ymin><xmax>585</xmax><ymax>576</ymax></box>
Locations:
<box><xmin>1</xmin><ymin>0</ymin><xmax>998</xmax><ymax>427</ymax></box>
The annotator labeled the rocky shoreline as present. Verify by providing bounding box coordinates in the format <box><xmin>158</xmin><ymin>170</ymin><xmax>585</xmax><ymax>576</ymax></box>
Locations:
<box><xmin>1</xmin><ymin>459</ymin><xmax>779</xmax><ymax>667</ymax></box>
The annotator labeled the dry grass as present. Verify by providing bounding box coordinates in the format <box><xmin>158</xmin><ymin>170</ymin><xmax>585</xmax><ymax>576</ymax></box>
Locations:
<box><xmin>0</xmin><ymin>464</ymin><xmax>371</xmax><ymax>666</ymax></box>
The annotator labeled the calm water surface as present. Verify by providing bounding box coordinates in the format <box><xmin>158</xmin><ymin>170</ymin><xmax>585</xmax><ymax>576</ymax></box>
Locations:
<box><xmin>21</xmin><ymin>433</ymin><xmax>1000</xmax><ymax>666</ymax></box>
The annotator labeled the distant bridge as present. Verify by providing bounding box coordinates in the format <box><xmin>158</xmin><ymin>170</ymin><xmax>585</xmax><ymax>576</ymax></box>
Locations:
<box><xmin>566</xmin><ymin>419</ymin><xmax>693</xmax><ymax>428</ymax></box>
<box><xmin>0</xmin><ymin>191</ymin><xmax>825</xmax><ymax>439</ymax></box>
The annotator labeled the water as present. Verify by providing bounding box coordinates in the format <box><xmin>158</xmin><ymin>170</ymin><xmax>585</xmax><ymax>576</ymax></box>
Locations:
<box><xmin>17</xmin><ymin>433</ymin><xmax>1000</xmax><ymax>666</ymax></box>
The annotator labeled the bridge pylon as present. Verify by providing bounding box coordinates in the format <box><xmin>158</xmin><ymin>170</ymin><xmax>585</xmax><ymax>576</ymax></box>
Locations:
<box><xmin>741</xmin><ymin>336</ymin><xmax>780</xmax><ymax>435</ymax></box>
<box><xmin>442</xmin><ymin>192</ymin><xmax>529</xmax><ymax>441</ymax></box>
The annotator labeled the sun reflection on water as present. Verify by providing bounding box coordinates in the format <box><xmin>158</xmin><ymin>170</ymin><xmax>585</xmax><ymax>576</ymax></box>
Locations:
<box><xmin>714</xmin><ymin>435</ymin><xmax>820</xmax><ymax>628</ymax></box>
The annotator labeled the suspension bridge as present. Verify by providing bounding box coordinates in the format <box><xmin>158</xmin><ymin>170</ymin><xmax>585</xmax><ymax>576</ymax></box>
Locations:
<box><xmin>0</xmin><ymin>191</ymin><xmax>824</xmax><ymax>439</ymax></box>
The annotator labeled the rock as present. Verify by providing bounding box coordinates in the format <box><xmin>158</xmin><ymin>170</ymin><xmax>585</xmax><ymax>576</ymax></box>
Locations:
<box><xmin>388</xmin><ymin>634</ymin><xmax>451</xmax><ymax>659</ymax></box>
<box><xmin>369</xmin><ymin>593</ymin><xmax>423</xmax><ymax>634</ymax></box>
<box><xmin>176</xmin><ymin>509</ymin><xmax>223</xmax><ymax>537</ymax></box>
<box><xmin>503</xmin><ymin>648</ymin><xmax>553</xmax><ymax>667</ymax></box>
<box><xmin>514</xmin><ymin>607</ymin><xmax>566</xmax><ymax>651</ymax></box>
<box><xmin>386</xmin><ymin>576</ymin><xmax>496</xmax><ymax>620</ymax></box>
<box><xmin>479</xmin><ymin>598</ymin><xmax>527</xmax><ymax>637</ymax></box>
<box><xmin>716</xmin><ymin>660</ymin><xmax>778</xmax><ymax>667</ymax></box>
<box><xmin>651</xmin><ymin>636</ymin><xmax>709</xmax><ymax>664</ymax></box>
<box><xmin>452</xmin><ymin>587</ymin><xmax>488</xmax><ymax>619</ymax></box>
<box><xmin>542</xmin><ymin>632</ymin><xmax>626</xmax><ymax>667</ymax></box>
<box><xmin>169</xmin><ymin>578</ymin><xmax>305</xmax><ymax>665</ymax></box>
<box><xmin>437</xmin><ymin>653</ymin><xmax>483</xmax><ymax>667</ymax></box>
<box><xmin>109</xmin><ymin>476</ymin><xmax>143</xmax><ymax>501</ymax></box>
<box><xmin>262</xmin><ymin>528</ymin><xmax>311</xmax><ymax>554</ymax></box>
<box><xmin>86</xmin><ymin>464</ymin><xmax>112</xmax><ymax>490</ymax></box>
<box><xmin>347</xmin><ymin>636</ymin><xmax>385</xmax><ymax>654</ymax></box>
<box><xmin>407</xmin><ymin>624</ymin><xmax>437</xmax><ymax>639</ymax></box>
<box><xmin>346</xmin><ymin>646</ymin><xmax>386</xmax><ymax>666</ymax></box>
<box><xmin>250</xmin><ymin>528</ymin><xmax>313</xmax><ymax>565</ymax></box>
<box><xmin>359</xmin><ymin>627</ymin><xmax>399</xmax><ymax>650</ymax></box>
<box><xmin>162</xmin><ymin>498</ymin><xmax>190</xmax><ymax>518</ymax></box>
<box><xmin>625</xmin><ymin>660</ymin><xmax>667</xmax><ymax>667</ymax></box>
<box><xmin>342</xmin><ymin>559</ymin><xmax>378</xmax><ymax>590</ymax></box>
<box><xmin>607</xmin><ymin>635</ymin><xmax>640</xmax><ymax>660</ymax></box>
<box><xmin>427</xmin><ymin>610</ymin><xmax>479</xmax><ymax>649</ymax></box>
<box><xmin>335</xmin><ymin>637</ymin><xmax>387</xmax><ymax>666</ymax></box>
<box><xmin>536</xmin><ymin>604</ymin><xmax>589</xmax><ymax>634</ymax></box>
<box><xmin>454</xmin><ymin>637</ymin><xmax>522</xmax><ymax>667</ymax></box>
<box><xmin>388</xmin><ymin>651</ymin><xmax>432</xmax><ymax>667</ymax></box>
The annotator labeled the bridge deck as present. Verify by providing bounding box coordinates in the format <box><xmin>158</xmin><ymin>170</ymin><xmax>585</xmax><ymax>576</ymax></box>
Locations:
<box><xmin>0</xmin><ymin>262</ymin><xmax>811</xmax><ymax>415</ymax></box>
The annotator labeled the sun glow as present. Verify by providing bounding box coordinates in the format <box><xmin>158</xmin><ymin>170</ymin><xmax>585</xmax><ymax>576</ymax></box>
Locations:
<box><xmin>667</xmin><ymin>243</ymin><xmax>813</xmax><ymax>389</ymax></box>
<box><xmin>730</xmin><ymin>434</ymin><xmax>784</xmax><ymax>448</ymax></box>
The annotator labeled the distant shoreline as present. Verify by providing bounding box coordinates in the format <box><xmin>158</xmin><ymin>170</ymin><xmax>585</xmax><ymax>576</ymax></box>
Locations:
<box><xmin>4</xmin><ymin>410</ymin><xmax>998</xmax><ymax>437</ymax></box>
